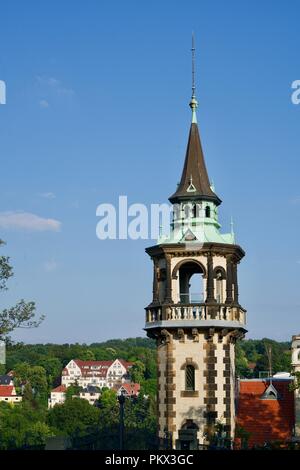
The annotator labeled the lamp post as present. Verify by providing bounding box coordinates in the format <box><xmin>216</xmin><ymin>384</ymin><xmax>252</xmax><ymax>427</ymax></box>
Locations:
<box><xmin>163</xmin><ymin>429</ymin><xmax>173</xmax><ymax>450</ymax></box>
<box><xmin>118</xmin><ymin>391</ymin><xmax>126</xmax><ymax>450</ymax></box>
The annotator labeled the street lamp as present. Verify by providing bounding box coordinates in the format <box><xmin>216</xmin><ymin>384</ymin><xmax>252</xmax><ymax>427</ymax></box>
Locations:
<box><xmin>163</xmin><ymin>429</ymin><xmax>173</xmax><ymax>450</ymax></box>
<box><xmin>118</xmin><ymin>391</ymin><xmax>126</xmax><ymax>450</ymax></box>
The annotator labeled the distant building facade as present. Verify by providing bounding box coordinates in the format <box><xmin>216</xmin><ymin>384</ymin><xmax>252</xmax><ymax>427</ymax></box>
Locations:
<box><xmin>0</xmin><ymin>375</ymin><xmax>13</xmax><ymax>386</ymax></box>
<box><xmin>292</xmin><ymin>335</ymin><xmax>300</xmax><ymax>375</ymax></box>
<box><xmin>79</xmin><ymin>386</ymin><xmax>101</xmax><ymax>405</ymax></box>
<box><xmin>61</xmin><ymin>358</ymin><xmax>132</xmax><ymax>389</ymax></box>
<box><xmin>0</xmin><ymin>385</ymin><xmax>22</xmax><ymax>404</ymax></box>
<box><xmin>117</xmin><ymin>382</ymin><xmax>140</xmax><ymax>398</ymax></box>
<box><xmin>291</xmin><ymin>334</ymin><xmax>300</xmax><ymax>437</ymax></box>
<box><xmin>48</xmin><ymin>385</ymin><xmax>67</xmax><ymax>408</ymax></box>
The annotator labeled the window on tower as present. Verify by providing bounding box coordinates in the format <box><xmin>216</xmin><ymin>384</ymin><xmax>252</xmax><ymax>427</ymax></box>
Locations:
<box><xmin>185</xmin><ymin>365</ymin><xmax>195</xmax><ymax>391</ymax></box>
<box><xmin>205</xmin><ymin>206</ymin><xmax>211</xmax><ymax>218</ymax></box>
<box><xmin>216</xmin><ymin>271</ymin><xmax>223</xmax><ymax>303</ymax></box>
<box><xmin>214</xmin><ymin>267</ymin><xmax>226</xmax><ymax>304</ymax></box>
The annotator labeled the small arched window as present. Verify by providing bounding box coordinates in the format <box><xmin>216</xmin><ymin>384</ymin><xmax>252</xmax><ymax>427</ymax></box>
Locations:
<box><xmin>216</xmin><ymin>270</ymin><xmax>223</xmax><ymax>303</ymax></box>
<box><xmin>185</xmin><ymin>365</ymin><xmax>195</xmax><ymax>391</ymax></box>
<box><xmin>192</xmin><ymin>204</ymin><xmax>197</xmax><ymax>218</ymax></box>
<box><xmin>205</xmin><ymin>206</ymin><xmax>211</xmax><ymax>218</ymax></box>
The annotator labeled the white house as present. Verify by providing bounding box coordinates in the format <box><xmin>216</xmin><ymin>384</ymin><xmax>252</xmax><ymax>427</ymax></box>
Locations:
<box><xmin>0</xmin><ymin>385</ymin><xmax>22</xmax><ymax>404</ymax></box>
<box><xmin>117</xmin><ymin>383</ymin><xmax>141</xmax><ymax>398</ymax></box>
<box><xmin>79</xmin><ymin>385</ymin><xmax>101</xmax><ymax>405</ymax></box>
<box><xmin>48</xmin><ymin>384</ymin><xmax>67</xmax><ymax>408</ymax></box>
<box><xmin>61</xmin><ymin>358</ymin><xmax>132</xmax><ymax>389</ymax></box>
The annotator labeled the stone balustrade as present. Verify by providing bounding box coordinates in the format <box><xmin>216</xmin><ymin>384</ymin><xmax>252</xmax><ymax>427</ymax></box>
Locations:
<box><xmin>145</xmin><ymin>303</ymin><xmax>246</xmax><ymax>326</ymax></box>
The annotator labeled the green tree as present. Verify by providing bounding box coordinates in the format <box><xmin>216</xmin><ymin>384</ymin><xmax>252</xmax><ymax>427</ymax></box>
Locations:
<box><xmin>140</xmin><ymin>379</ymin><xmax>157</xmax><ymax>398</ymax></box>
<box><xmin>130</xmin><ymin>360</ymin><xmax>146</xmax><ymax>383</ymax></box>
<box><xmin>99</xmin><ymin>388</ymin><xmax>117</xmax><ymax>408</ymax></box>
<box><xmin>65</xmin><ymin>383</ymin><xmax>82</xmax><ymax>400</ymax></box>
<box><xmin>23</xmin><ymin>383</ymin><xmax>34</xmax><ymax>403</ymax></box>
<box><xmin>48</xmin><ymin>397</ymin><xmax>100</xmax><ymax>437</ymax></box>
<box><xmin>40</xmin><ymin>357</ymin><xmax>62</xmax><ymax>387</ymax></box>
<box><xmin>14</xmin><ymin>363</ymin><xmax>48</xmax><ymax>402</ymax></box>
<box><xmin>0</xmin><ymin>240</ymin><xmax>44</xmax><ymax>340</ymax></box>
<box><xmin>0</xmin><ymin>401</ymin><xmax>51</xmax><ymax>449</ymax></box>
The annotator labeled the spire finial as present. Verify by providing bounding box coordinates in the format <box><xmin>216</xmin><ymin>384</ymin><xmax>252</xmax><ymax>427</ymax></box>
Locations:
<box><xmin>191</xmin><ymin>32</ymin><xmax>196</xmax><ymax>98</ymax></box>
<box><xmin>189</xmin><ymin>32</ymin><xmax>198</xmax><ymax>123</ymax></box>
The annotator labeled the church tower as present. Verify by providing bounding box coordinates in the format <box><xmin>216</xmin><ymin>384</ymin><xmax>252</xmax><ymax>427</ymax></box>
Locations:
<box><xmin>145</xmin><ymin>39</ymin><xmax>247</xmax><ymax>449</ymax></box>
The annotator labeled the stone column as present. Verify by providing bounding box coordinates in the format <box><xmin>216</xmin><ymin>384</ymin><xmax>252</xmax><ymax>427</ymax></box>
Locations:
<box><xmin>206</xmin><ymin>253</ymin><xmax>216</xmax><ymax>303</ymax></box>
<box><xmin>152</xmin><ymin>258</ymin><xmax>159</xmax><ymax>304</ymax></box>
<box><xmin>164</xmin><ymin>254</ymin><xmax>173</xmax><ymax>304</ymax></box>
<box><xmin>225</xmin><ymin>256</ymin><xmax>233</xmax><ymax>304</ymax></box>
<box><xmin>232</xmin><ymin>262</ymin><xmax>239</xmax><ymax>305</ymax></box>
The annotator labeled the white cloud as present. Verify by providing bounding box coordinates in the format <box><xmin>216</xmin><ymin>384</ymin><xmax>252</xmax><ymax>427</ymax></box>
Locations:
<box><xmin>47</xmin><ymin>77</ymin><xmax>60</xmax><ymax>86</ymax></box>
<box><xmin>44</xmin><ymin>260</ymin><xmax>58</xmax><ymax>272</ymax></box>
<box><xmin>40</xmin><ymin>192</ymin><xmax>56</xmax><ymax>199</ymax></box>
<box><xmin>0</xmin><ymin>211</ymin><xmax>61</xmax><ymax>232</ymax></box>
<box><xmin>36</xmin><ymin>76</ymin><xmax>74</xmax><ymax>96</ymax></box>
<box><xmin>39</xmin><ymin>99</ymin><xmax>49</xmax><ymax>108</ymax></box>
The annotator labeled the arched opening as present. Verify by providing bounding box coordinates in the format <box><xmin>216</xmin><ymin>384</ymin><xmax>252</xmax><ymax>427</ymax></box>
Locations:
<box><xmin>176</xmin><ymin>420</ymin><xmax>199</xmax><ymax>451</ymax></box>
<box><xmin>181</xmin><ymin>419</ymin><xmax>199</xmax><ymax>430</ymax></box>
<box><xmin>205</xmin><ymin>205</ymin><xmax>211</xmax><ymax>218</ymax></box>
<box><xmin>177</xmin><ymin>261</ymin><xmax>205</xmax><ymax>304</ymax></box>
<box><xmin>215</xmin><ymin>270</ymin><xmax>223</xmax><ymax>303</ymax></box>
<box><xmin>185</xmin><ymin>365</ymin><xmax>195</xmax><ymax>391</ymax></box>
<box><xmin>213</xmin><ymin>267</ymin><xmax>226</xmax><ymax>304</ymax></box>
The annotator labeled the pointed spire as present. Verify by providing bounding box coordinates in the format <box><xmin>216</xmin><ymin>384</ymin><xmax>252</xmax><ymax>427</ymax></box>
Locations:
<box><xmin>169</xmin><ymin>35</ymin><xmax>221</xmax><ymax>206</ymax></box>
<box><xmin>189</xmin><ymin>32</ymin><xmax>198</xmax><ymax>124</ymax></box>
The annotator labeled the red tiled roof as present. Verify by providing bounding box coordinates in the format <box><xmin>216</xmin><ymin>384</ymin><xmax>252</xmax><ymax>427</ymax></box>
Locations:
<box><xmin>51</xmin><ymin>385</ymin><xmax>67</xmax><ymax>393</ymax></box>
<box><xmin>0</xmin><ymin>385</ymin><xmax>15</xmax><ymax>397</ymax></box>
<box><xmin>119</xmin><ymin>383</ymin><xmax>140</xmax><ymax>395</ymax></box>
<box><xmin>70</xmin><ymin>359</ymin><xmax>133</xmax><ymax>378</ymax></box>
<box><xmin>118</xmin><ymin>359</ymin><xmax>133</xmax><ymax>369</ymax></box>
<box><xmin>74</xmin><ymin>360</ymin><xmax>113</xmax><ymax>367</ymax></box>
<box><xmin>236</xmin><ymin>379</ymin><xmax>295</xmax><ymax>447</ymax></box>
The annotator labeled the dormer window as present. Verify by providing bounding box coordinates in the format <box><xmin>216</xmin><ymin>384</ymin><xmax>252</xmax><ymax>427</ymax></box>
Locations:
<box><xmin>260</xmin><ymin>383</ymin><xmax>280</xmax><ymax>400</ymax></box>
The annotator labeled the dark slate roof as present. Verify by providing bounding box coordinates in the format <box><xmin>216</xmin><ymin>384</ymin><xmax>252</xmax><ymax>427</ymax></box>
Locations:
<box><xmin>0</xmin><ymin>375</ymin><xmax>12</xmax><ymax>385</ymax></box>
<box><xmin>82</xmin><ymin>385</ymin><xmax>101</xmax><ymax>393</ymax></box>
<box><xmin>169</xmin><ymin>123</ymin><xmax>221</xmax><ymax>206</ymax></box>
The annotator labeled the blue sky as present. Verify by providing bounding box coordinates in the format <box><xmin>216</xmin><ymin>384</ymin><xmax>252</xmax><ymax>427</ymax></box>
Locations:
<box><xmin>0</xmin><ymin>0</ymin><xmax>300</xmax><ymax>343</ymax></box>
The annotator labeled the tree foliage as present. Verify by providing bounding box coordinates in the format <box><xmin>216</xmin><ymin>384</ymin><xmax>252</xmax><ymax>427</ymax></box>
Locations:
<box><xmin>0</xmin><ymin>401</ymin><xmax>52</xmax><ymax>449</ymax></box>
<box><xmin>0</xmin><ymin>240</ymin><xmax>44</xmax><ymax>340</ymax></box>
